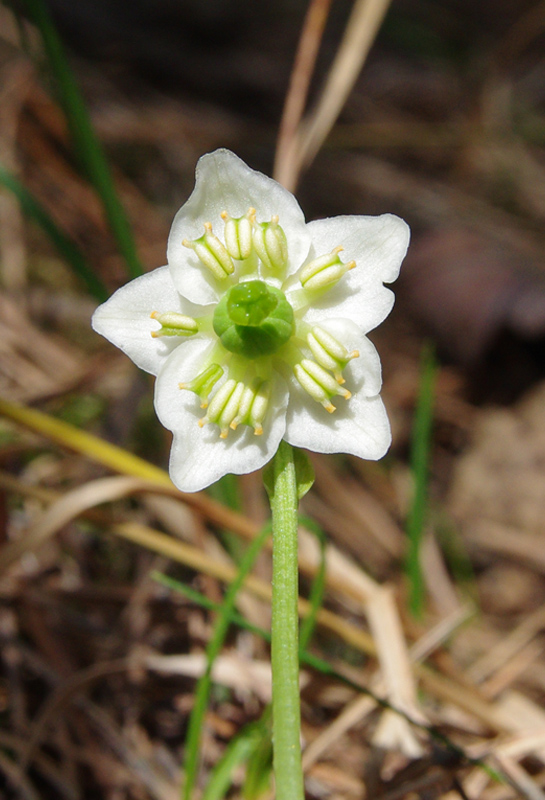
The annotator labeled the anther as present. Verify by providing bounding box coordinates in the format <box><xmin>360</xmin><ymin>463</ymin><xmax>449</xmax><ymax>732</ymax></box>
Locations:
<box><xmin>307</xmin><ymin>326</ymin><xmax>359</xmax><ymax>383</ymax></box>
<box><xmin>248</xmin><ymin>380</ymin><xmax>271</xmax><ymax>435</ymax></box>
<box><xmin>221</xmin><ymin>208</ymin><xmax>253</xmax><ymax>260</ymax></box>
<box><xmin>300</xmin><ymin>246</ymin><xmax>355</xmax><ymax>291</ymax></box>
<box><xmin>183</xmin><ymin>222</ymin><xmax>234</xmax><ymax>279</ymax></box>
<box><xmin>229</xmin><ymin>383</ymin><xmax>256</xmax><ymax>431</ymax></box>
<box><xmin>218</xmin><ymin>381</ymin><xmax>245</xmax><ymax>438</ymax></box>
<box><xmin>252</xmin><ymin>214</ymin><xmax>288</xmax><ymax>272</ymax></box>
<box><xmin>179</xmin><ymin>363</ymin><xmax>223</xmax><ymax>408</ymax></box>
<box><xmin>199</xmin><ymin>378</ymin><xmax>237</xmax><ymax>429</ymax></box>
<box><xmin>294</xmin><ymin>359</ymin><xmax>351</xmax><ymax>411</ymax></box>
<box><xmin>150</xmin><ymin>310</ymin><xmax>198</xmax><ymax>338</ymax></box>
<box><xmin>230</xmin><ymin>379</ymin><xmax>271</xmax><ymax>435</ymax></box>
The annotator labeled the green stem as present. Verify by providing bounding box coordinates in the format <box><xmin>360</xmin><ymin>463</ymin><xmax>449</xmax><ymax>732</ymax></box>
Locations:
<box><xmin>269</xmin><ymin>440</ymin><xmax>305</xmax><ymax>800</ymax></box>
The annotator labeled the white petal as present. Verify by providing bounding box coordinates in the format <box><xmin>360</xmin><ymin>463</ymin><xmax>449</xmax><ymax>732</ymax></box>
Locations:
<box><xmin>92</xmin><ymin>267</ymin><xmax>209</xmax><ymax>376</ymax></box>
<box><xmin>298</xmin><ymin>214</ymin><xmax>409</xmax><ymax>333</ymax></box>
<box><xmin>154</xmin><ymin>338</ymin><xmax>288</xmax><ymax>492</ymax></box>
<box><xmin>167</xmin><ymin>149</ymin><xmax>311</xmax><ymax>304</ymax></box>
<box><xmin>284</xmin><ymin>335</ymin><xmax>391</xmax><ymax>460</ymax></box>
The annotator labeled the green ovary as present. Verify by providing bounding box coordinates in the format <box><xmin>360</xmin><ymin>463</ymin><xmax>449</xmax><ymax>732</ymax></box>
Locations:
<box><xmin>213</xmin><ymin>280</ymin><xmax>295</xmax><ymax>358</ymax></box>
<box><xmin>227</xmin><ymin>280</ymin><xmax>277</xmax><ymax>326</ymax></box>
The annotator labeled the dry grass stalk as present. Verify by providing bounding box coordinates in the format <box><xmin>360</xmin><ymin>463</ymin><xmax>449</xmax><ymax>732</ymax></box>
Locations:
<box><xmin>288</xmin><ymin>0</ymin><xmax>393</xmax><ymax>190</ymax></box>
<box><xmin>366</xmin><ymin>585</ymin><xmax>425</xmax><ymax>757</ymax></box>
<box><xmin>274</xmin><ymin>0</ymin><xmax>334</xmax><ymax>188</ymax></box>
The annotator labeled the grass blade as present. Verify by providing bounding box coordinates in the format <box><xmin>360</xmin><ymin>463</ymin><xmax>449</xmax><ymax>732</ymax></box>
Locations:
<box><xmin>0</xmin><ymin>162</ymin><xmax>108</xmax><ymax>300</ymax></box>
<box><xmin>406</xmin><ymin>341</ymin><xmax>437</xmax><ymax>617</ymax></box>
<box><xmin>201</xmin><ymin>716</ymin><xmax>269</xmax><ymax>800</ymax></box>
<box><xmin>19</xmin><ymin>0</ymin><xmax>143</xmax><ymax>279</ymax></box>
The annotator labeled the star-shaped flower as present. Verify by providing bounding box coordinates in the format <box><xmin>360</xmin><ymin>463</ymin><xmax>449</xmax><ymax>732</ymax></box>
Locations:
<box><xmin>92</xmin><ymin>149</ymin><xmax>409</xmax><ymax>492</ymax></box>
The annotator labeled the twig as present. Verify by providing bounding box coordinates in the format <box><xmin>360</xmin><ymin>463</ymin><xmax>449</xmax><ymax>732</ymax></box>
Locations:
<box><xmin>287</xmin><ymin>0</ymin><xmax>393</xmax><ymax>191</ymax></box>
<box><xmin>274</xmin><ymin>0</ymin><xmax>333</xmax><ymax>188</ymax></box>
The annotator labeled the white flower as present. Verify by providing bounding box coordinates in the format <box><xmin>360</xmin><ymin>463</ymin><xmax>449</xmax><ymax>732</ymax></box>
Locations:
<box><xmin>92</xmin><ymin>150</ymin><xmax>409</xmax><ymax>492</ymax></box>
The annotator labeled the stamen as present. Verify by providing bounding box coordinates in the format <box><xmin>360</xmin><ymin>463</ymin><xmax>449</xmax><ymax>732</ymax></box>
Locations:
<box><xmin>307</xmin><ymin>327</ymin><xmax>359</xmax><ymax>383</ymax></box>
<box><xmin>183</xmin><ymin>222</ymin><xmax>234</xmax><ymax>279</ymax></box>
<box><xmin>300</xmin><ymin>246</ymin><xmax>355</xmax><ymax>291</ymax></box>
<box><xmin>199</xmin><ymin>378</ymin><xmax>237</xmax><ymax>428</ymax></box>
<box><xmin>179</xmin><ymin>363</ymin><xmax>223</xmax><ymax>408</ymax></box>
<box><xmin>230</xmin><ymin>379</ymin><xmax>271</xmax><ymax>435</ymax></box>
<box><xmin>221</xmin><ymin>208</ymin><xmax>254</xmax><ymax>260</ymax></box>
<box><xmin>294</xmin><ymin>359</ymin><xmax>351</xmax><ymax>410</ymax></box>
<box><xmin>252</xmin><ymin>214</ymin><xmax>288</xmax><ymax>272</ymax></box>
<box><xmin>150</xmin><ymin>310</ymin><xmax>198</xmax><ymax>338</ymax></box>
<box><xmin>248</xmin><ymin>380</ymin><xmax>271</xmax><ymax>435</ymax></box>
<box><xmin>218</xmin><ymin>381</ymin><xmax>245</xmax><ymax>438</ymax></box>
<box><xmin>230</xmin><ymin>383</ymin><xmax>256</xmax><ymax>431</ymax></box>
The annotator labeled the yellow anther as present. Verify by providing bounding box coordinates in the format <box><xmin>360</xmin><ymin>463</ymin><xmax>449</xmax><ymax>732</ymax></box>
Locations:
<box><xmin>248</xmin><ymin>380</ymin><xmax>271</xmax><ymax>434</ymax></box>
<box><xmin>307</xmin><ymin>327</ymin><xmax>359</xmax><ymax>384</ymax></box>
<box><xmin>300</xmin><ymin>247</ymin><xmax>355</xmax><ymax>291</ymax></box>
<box><xmin>150</xmin><ymin>310</ymin><xmax>198</xmax><ymax>338</ymax></box>
<box><xmin>230</xmin><ymin>382</ymin><xmax>255</xmax><ymax>430</ymax></box>
<box><xmin>198</xmin><ymin>378</ymin><xmax>237</xmax><ymax>430</ymax></box>
<box><xmin>218</xmin><ymin>381</ymin><xmax>245</xmax><ymax>437</ymax></box>
<box><xmin>221</xmin><ymin>208</ymin><xmax>254</xmax><ymax>260</ymax></box>
<box><xmin>294</xmin><ymin>358</ymin><xmax>350</xmax><ymax>410</ymax></box>
<box><xmin>252</xmin><ymin>213</ymin><xmax>288</xmax><ymax>272</ymax></box>
<box><xmin>183</xmin><ymin>222</ymin><xmax>234</xmax><ymax>279</ymax></box>
<box><xmin>179</xmin><ymin>364</ymin><xmax>223</xmax><ymax>408</ymax></box>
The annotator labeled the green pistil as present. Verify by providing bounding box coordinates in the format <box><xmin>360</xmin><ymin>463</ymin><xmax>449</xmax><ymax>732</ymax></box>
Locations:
<box><xmin>227</xmin><ymin>280</ymin><xmax>277</xmax><ymax>326</ymax></box>
<box><xmin>213</xmin><ymin>280</ymin><xmax>295</xmax><ymax>358</ymax></box>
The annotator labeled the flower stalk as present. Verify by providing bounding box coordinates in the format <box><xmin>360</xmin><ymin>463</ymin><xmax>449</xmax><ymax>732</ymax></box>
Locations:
<box><xmin>269</xmin><ymin>440</ymin><xmax>305</xmax><ymax>800</ymax></box>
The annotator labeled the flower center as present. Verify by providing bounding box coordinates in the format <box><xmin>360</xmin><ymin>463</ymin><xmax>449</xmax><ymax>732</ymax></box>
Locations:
<box><xmin>172</xmin><ymin>206</ymin><xmax>361</xmax><ymax>437</ymax></box>
<box><xmin>213</xmin><ymin>280</ymin><xmax>295</xmax><ymax>358</ymax></box>
<box><xmin>227</xmin><ymin>280</ymin><xmax>277</xmax><ymax>326</ymax></box>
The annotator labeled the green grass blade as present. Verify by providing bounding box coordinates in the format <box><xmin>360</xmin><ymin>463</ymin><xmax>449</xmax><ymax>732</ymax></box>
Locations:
<box><xmin>181</xmin><ymin>522</ymin><xmax>272</xmax><ymax>800</ymax></box>
<box><xmin>0</xmin><ymin>162</ymin><xmax>108</xmax><ymax>300</ymax></box>
<box><xmin>406</xmin><ymin>341</ymin><xmax>437</xmax><ymax>617</ymax></box>
<box><xmin>201</xmin><ymin>716</ymin><xmax>269</xmax><ymax>800</ymax></box>
<box><xmin>207</xmin><ymin>475</ymin><xmax>248</xmax><ymax>564</ymax></box>
<box><xmin>242</xmin><ymin>719</ymin><xmax>273</xmax><ymax>800</ymax></box>
<box><xmin>153</xmin><ymin>572</ymin><xmax>271</xmax><ymax>643</ymax></box>
<box><xmin>19</xmin><ymin>0</ymin><xmax>143</xmax><ymax>279</ymax></box>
